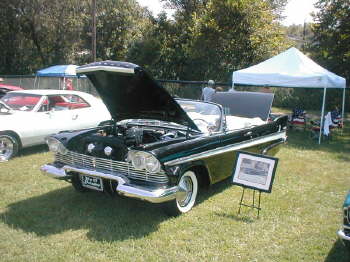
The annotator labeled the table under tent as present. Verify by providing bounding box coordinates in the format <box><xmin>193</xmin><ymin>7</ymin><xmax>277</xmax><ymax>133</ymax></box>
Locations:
<box><xmin>34</xmin><ymin>65</ymin><xmax>85</xmax><ymax>91</ymax></box>
<box><xmin>231</xmin><ymin>47</ymin><xmax>347</xmax><ymax>144</ymax></box>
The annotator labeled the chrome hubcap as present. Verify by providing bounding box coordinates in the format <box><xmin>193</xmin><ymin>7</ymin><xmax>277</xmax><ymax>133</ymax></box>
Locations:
<box><xmin>0</xmin><ymin>137</ymin><xmax>14</xmax><ymax>161</ymax></box>
<box><xmin>177</xmin><ymin>176</ymin><xmax>193</xmax><ymax>207</ymax></box>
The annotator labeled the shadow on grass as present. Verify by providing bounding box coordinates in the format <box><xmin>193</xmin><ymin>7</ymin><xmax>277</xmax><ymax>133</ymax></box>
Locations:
<box><xmin>0</xmin><ymin>186</ymin><xmax>167</xmax><ymax>242</ymax></box>
<box><xmin>19</xmin><ymin>144</ymin><xmax>48</xmax><ymax>157</ymax></box>
<box><xmin>286</xmin><ymin>125</ymin><xmax>350</xmax><ymax>162</ymax></box>
<box><xmin>214</xmin><ymin>212</ymin><xmax>255</xmax><ymax>223</ymax></box>
<box><xmin>0</xmin><ymin>178</ymin><xmax>234</xmax><ymax>242</ymax></box>
<box><xmin>325</xmin><ymin>239</ymin><xmax>349</xmax><ymax>262</ymax></box>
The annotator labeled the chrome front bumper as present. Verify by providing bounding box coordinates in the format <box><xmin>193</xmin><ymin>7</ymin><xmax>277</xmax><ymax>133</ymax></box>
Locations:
<box><xmin>41</xmin><ymin>163</ymin><xmax>178</xmax><ymax>204</ymax></box>
<box><xmin>338</xmin><ymin>228</ymin><xmax>350</xmax><ymax>242</ymax></box>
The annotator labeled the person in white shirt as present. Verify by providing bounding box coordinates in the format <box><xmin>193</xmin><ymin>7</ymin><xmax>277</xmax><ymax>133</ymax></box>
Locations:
<box><xmin>202</xmin><ymin>80</ymin><xmax>215</xmax><ymax>101</ymax></box>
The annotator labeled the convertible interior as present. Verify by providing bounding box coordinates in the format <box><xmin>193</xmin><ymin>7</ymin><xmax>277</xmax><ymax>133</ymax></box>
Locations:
<box><xmin>212</xmin><ymin>91</ymin><xmax>274</xmax><ymax>131</ymax></box>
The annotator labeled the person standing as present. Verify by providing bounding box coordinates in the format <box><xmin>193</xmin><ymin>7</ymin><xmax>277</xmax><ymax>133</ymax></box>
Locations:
<box><xmin>202</xmin><ymin>80</ymin><xmax>215</xmax><ymax>102</ymax></box>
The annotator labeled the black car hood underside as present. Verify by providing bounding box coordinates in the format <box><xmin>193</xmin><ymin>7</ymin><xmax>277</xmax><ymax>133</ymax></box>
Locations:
<box><xmin>77</xmin><ymin>61</ymin><xmax>199</xmax><ymax>131</ymax></box>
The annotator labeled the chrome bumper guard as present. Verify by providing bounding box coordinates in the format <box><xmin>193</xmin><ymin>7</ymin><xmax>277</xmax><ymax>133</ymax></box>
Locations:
<box><xmin>337</xmin><ymin>228</ymin><xmax>350</xmax><ymax>242</ymax></box>
<box><xmin>41</xmin><ymin>164</ymin><xmax>178</xmax><ymax>204</ymax></box>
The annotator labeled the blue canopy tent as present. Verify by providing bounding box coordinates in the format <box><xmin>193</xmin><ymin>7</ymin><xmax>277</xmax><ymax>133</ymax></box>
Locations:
<box><xmin>34</xmin><ymin>65</ymin><xmax>85</xmax><ymax>90</ymax></box>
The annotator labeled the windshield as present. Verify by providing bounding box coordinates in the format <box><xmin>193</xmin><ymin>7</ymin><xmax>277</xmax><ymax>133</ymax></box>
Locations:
<box><xmin>177</xmin><ymin>100</ymin><xmax>222</xmax><ymax>133</ymax></box>
<box><xmin>0</xmin><ymin>93</ymin><xmax>42</xmax><ymax>111</ymax></box>
<box><xmin>118</xmin><ymin>119</ymin><xmax>189</xmax><ymax>130</ymax></box>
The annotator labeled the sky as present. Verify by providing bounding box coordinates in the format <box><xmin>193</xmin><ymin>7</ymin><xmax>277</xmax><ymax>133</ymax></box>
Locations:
<box><xmin>136</xmin><ymin>0</ymin><xmax>318</xmax><ymax>26</ymax></box>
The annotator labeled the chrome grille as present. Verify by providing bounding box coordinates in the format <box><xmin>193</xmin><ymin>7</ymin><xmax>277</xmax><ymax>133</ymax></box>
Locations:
<box><xmin>55</xmin><ymin>151</ymin><xmax>168</xmax><ymax>184</ymax></box>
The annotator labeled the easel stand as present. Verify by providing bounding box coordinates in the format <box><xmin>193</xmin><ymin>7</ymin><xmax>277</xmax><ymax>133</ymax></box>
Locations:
<box><xmin>238</xmin><ymin>187</ymin><xmax>262</xmax><ymax>219</ymax></box>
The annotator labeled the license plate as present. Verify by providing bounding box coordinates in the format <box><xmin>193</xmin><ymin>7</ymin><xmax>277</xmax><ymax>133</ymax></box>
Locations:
<box><xmin>80</xmin><ymin>175</ymin><xmax>103</xmax><ymax>191</ymax></box>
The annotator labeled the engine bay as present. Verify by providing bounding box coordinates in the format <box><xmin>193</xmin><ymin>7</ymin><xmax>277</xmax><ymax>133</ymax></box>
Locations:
<box><xmin>74</xmin><ymin>123</ymin><xmax>189</xmax><ymax>161</ymax></box>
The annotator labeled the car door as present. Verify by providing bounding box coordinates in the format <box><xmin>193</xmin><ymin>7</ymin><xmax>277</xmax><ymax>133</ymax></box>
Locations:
<box><xmin>58</xmin><ymin>94</ymin><xmax>106</xmax><ymax>130</ymax></box>
<box><xmin>18</xmin><ymin>96</ymin><xmax>63</xmax><ymax>146</ymax></box>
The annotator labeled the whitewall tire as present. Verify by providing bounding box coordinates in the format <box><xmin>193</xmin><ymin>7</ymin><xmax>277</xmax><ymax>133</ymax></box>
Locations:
<box><xmin>164</xmin><ymin>170</ymin><xmax>198</xmax><ymax>216</ymax></box>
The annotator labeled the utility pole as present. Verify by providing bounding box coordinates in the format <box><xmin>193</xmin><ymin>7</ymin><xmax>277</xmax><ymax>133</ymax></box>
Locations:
<box><xmin>92</xmin><ymin>0</ymin><xmax>96</xmax><ymax>62</ymax></box>
<box><xmin>302</xmin><ymin>19</ymin><xmax>306</xmax><ymax>51</ymax></box>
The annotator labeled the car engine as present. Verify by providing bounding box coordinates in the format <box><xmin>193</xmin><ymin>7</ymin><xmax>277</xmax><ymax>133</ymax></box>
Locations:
<box><xmin>73</xmin><ymin>124</ymin><xmax>187</xmax><ymax>161</ymax></box>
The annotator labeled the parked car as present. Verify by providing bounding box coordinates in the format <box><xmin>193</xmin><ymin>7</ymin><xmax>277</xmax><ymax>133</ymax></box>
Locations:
<box><xmin>0</xmin><ymin>84</ymin><xmax>23</xmax><ymax>98</ymax></box>
<box><xmin>0</xmin><ymin>90</ymin><xmax>111</xmax><ymax>161</ymax></box>
<box><xmin>337</xmin><ymin>191</ymin><xmax>350</xmax><ymax>250</ymax></box>
<box><xmin>41</xmin><ymin>61</ymin><xmax>288</xmax><ymax>216</ymax></box>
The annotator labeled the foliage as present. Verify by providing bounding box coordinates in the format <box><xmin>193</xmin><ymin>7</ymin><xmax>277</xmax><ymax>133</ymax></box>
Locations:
<box><xmin>94</xmin><ymin>0</ymin><xmax>149</xmax><ymax>61</ymax></box>
<box><xmin>0</xmin><ymin>0</ymin><xmax>90</xmax><ymax>74</ymax></box>
<box><xmin>129</xmin><ymin>0</ymin><xmax>291</xmax><ymax>82</ymax></box>
<box><xmin>0</xmin><ymin>0</ymin><xmax>148</xmax><ymax>74</ymax></box>
<box><xmin>311</xmin><ymin>0</ymin><xmax>350</xmax><ymax>83</ymax></box>
<box><xmin>188</xmin><ymin>0</ymin><xmax>291</xmax><ymax>81</ymax></box>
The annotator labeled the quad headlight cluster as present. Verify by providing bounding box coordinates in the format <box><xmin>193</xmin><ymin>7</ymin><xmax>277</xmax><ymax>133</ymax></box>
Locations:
<box><xmin>46</xmin><ymin>137</ymin><xmax>68</xmax><ymax>155</ymax></box>
<box><xmin>127</xmin><ymin>150</ymin><xmax>161</xmax><ymax>173</ymax></box>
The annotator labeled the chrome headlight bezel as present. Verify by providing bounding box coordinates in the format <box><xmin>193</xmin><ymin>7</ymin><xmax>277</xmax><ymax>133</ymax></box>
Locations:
<box><xmin>46</xmin><ymin>137</ymin><xmax>68</xmax><ymax>155</ymax></box>
<box><xmin>144</xmin><ymin>154</ymin><xmax>161</xmax><ymax>173</ymax></box>
<box><xmin>128</xmin><ymin>150</ymin><xmax>161</xmax><ymax>173</ymax></box>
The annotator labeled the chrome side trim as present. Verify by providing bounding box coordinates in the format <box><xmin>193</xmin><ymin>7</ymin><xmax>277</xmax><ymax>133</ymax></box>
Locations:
<box><xmin>338</xmin><ymin>229</ymin><xmax>350</xmax><ymax>241</ymax></box>
<box><xmin>261</xmin><ymin>139</ymin><xmax>285</xmax><ymax>155</ymax></box>
<box><xmin>164</xmin><ymin>131</ymin><xmax>287</xmax><ymax>166</ymax></box>
<box><xmin>41</xmin><ymin>164</ymin><xmax>177</xmax><ymax>204</ymax></box>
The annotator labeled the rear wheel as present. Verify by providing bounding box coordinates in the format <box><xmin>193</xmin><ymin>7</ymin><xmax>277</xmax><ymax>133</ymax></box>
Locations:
<box><xmin>164</xmin><ymin>170</ymin><xmax>198</xmax><ymax>216</ymax></box>
<box><xmin>0</xmin><ymin>134</ymin><xmax>19</xmax><ymax>161</ymax></box>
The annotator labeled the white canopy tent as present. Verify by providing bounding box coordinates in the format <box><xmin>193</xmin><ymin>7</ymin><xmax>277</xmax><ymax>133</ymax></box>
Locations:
<box><xmin>232</xmin><ymin>47</ymin><xmax>347</xmax><ymax>144</ymax></box>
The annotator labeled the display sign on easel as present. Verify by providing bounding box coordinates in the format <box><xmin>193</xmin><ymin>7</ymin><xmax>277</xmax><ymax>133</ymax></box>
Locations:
<box><xmin>232</xmin><ymin>151</ymin><xmax>279</xmax><ymax>218</ymax></box>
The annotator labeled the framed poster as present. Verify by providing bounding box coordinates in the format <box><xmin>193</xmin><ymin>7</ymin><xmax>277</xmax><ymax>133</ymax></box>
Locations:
<box><xmin>232</xmin><ymin>151</ymin><xmax>278</xmax><ymax>193</ymax></box>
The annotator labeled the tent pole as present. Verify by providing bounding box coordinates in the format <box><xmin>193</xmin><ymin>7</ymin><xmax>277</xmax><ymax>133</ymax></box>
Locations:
<box><xmin>319</xmin><ymin>87</ymin><xmax>327</xmax><ymax>144</ymax></box>
<box><xmin>341</xmin><ymin>87</ymin><xmax>346</xmax><ymax>134</ymax></box>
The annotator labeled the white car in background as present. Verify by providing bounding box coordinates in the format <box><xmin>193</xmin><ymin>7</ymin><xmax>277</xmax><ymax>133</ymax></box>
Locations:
<box><xmin>0</xmin><ymin>90</ymin><xmax>111</xmax><ymax>161</ymax></box>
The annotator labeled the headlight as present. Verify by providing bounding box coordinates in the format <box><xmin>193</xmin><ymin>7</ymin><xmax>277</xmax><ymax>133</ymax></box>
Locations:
<box><xmin>128</xmin><ymin>151</ymin><xmax>146</xmax><ymax>170</ymax></box>
<box><xmin>144</xmin><ymin>154</ymin><xmax>160</xmax><ymax>173</ymax></box>
<box><xmin>128</xmin><ymin>151</ymin><xmax>161</xmax><ymax>173</ymax></box>
<box><xmin>46</xmin><ymin>137</ymin><xmax>68</xmax><ymax>155</ymax></box>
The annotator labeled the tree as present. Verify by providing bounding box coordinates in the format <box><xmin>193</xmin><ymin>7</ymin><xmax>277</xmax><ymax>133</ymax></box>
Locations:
<box><xmin>187</xmin><ymin>0</ymin><xmax>291</xmax><ymax>81</ymax></box>
<box><xmin>312</xmin><ymin>0</ymin><xmax>350</xmax><ymax>82</ymax></box>
<box><xmin>309</xmin><ymin>0</ymin><xmax>350</xmax><ymax>110</ymax></box>
<box><xmin>0</xmin><ymin>0</ymin><xmax>90</xmax><ymax>74</ymax></box>
<box><xmin>0</xmin><ymin>0</ymin><xmax>149</xmax><ymax>74</ymax></box>
<box><xmin>94</xmin><ymin>0</ymin><xmax>149</xmax><ymax>61</ymax></box>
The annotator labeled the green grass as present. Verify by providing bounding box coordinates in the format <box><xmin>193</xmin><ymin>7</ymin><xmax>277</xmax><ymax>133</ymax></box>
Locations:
<box><xmin>0</xmin><ymin>126</ymin><xmax>350</xmax><ymax>262</ymax></box>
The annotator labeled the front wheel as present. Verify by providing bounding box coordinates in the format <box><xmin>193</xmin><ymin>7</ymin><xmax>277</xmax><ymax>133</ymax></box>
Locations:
<box><xmin>0</xmin><ymin>134</ymin><xmax>19</xmax><ymax>161</ymax></box>
<box><xmin>164</xmin><ymin>170</ymin><xmax>198</xmax><ymax>216</ymax></box>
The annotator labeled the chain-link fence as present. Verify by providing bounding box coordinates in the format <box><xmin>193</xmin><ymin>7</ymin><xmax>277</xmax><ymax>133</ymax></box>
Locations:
<box><xmin>0</xmin><ymin>75</ymin><xmax>232</xmax><ymax>100</ymax></box>
<box><xmin>0</xmin><ymin>75</ymin><xmax>98</xmax><ymax>95</ymax></box>
<box><xmin>159</xmin><ymin>80</ymin><xmax>231</xmax><ymax>100</ymax></box>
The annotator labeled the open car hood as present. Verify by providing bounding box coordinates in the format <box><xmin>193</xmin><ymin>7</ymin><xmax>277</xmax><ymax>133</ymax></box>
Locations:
<box><xmin>77</xmin><ymin>61</ymin><xmax>199</xmax><ymax>131</ymax></box>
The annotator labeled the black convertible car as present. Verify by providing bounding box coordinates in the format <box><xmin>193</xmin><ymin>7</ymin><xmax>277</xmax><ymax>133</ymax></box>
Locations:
<box><xmin>41</xmin><ymin>61</ymin><xmax>288</xmax><ymax>215</ymax></box>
